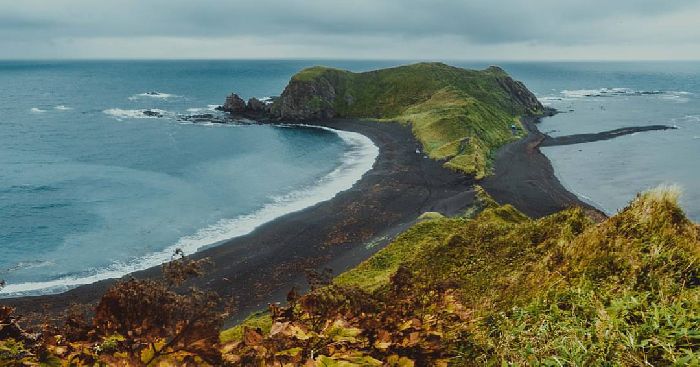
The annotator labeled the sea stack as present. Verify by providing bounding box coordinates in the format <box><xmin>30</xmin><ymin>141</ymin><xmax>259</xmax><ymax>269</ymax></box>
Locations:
<box><xmin>221</xmin><ymin>93</ymin><xmax>247</xmax><ymax>114</ymax></box>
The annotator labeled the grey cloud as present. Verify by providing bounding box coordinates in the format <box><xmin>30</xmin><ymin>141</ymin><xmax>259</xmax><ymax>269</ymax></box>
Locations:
<box><xmin>0</xmin><ymin>0</ymin><xmax>698</xmax><ymax>59</ymax></box>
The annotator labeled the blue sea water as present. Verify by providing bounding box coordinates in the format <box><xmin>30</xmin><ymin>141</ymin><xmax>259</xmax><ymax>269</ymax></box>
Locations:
<box><xmin>484</xmin><ymin>62</ymin><xmax>700</xmax><ymax>222</ymax></box>
<box><xmin>0</xmin><ymin>60</ymin><xmax>389</xmax><ymax>297</ymax></box>
<box><xmin>1</xmin><ymin>60</ymin><xmax>698</xmax><ymax>297</ymax></box>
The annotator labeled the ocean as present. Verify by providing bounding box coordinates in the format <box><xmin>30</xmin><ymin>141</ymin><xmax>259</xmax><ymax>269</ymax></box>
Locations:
<box><xmin>1</xmin><ymin>60</ymin><xmax>698</xmax><ymax>297</ymax></box>
<box><xmin>493</xmin><ymin>61</ymin><xmax>700</xmax><ymax>222</ymax></box>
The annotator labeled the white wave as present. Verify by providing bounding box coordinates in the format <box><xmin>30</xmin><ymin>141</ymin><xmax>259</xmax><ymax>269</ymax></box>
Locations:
<box><xmin>537</xmin><ymin>96</ymin><xmax>563</xmax><ymax>106</ymax></box>
<box><xmin>55</xmin><ymin>105</ymin><xmax>72</xmax><ymax>111</ymax></box>
<box><xmin>103</xmin><ymin>108</ymin><xmax>169</xmax><ymax>120</ymax></box>
<box><xmin>186</xmin><ymin>105</ymin><xmax>223</xmax><ymax>113</ymax></box>
<box><xmin>128</xmin><ymin>91</ymin><xmax>179</xmax><ymax>100</ymax></box>
<box><xmin>0</xmin><ymin>125</ymin><xmax>379</xmax><ymax>297</ymax></box>
<box><xmin>258</xmin><ymin>96</ymin><xmax>274</xmax><ymax>105</ymax></box>
<box><xmin>560</xmin><ymin>87</ymin><xmax>663</xmax><ymax>98</ymax></box>
<box><xmin>3</xmin><ymin>260</ymin><xmax>54</xmax><ymax>273</ymax></box>
<box><xmin>30</xmin><ymin>107</ymin><xmax>46</xmax><ymax>113</ymax></box>
<box><xmin>557</xmin><ymin>88</ymin><xmax>692</xmax><ymax>103</ymax></box>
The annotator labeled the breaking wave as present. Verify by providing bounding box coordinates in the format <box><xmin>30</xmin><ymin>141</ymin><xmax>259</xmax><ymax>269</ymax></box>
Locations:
<box><xmin>538</xmin><ymin>88</ymin><xmax>692</xmax><ymax>105</ymax></box>
<box><xmin>103</xmin><ymin>108</ymin><xmax>170</xmax><ymax>120</ymax></box>
<box><xmin>128</xmin><ymin>91</ymin><xmax>179</xmax><ymax>100</ymax></box>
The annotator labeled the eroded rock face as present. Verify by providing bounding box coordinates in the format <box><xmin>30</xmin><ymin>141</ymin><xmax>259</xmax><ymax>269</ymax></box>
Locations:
<box><xmin>221</xmin><ymin>93</ymin><xmax>247</xmax><ymax>114</ymax></box>
<box><xmin>487</xmin><ymin>66</ymin><xmax>544</xmax><ymax>113</ymax></box>
<box><xmin>275</xmin><ymin>77</ymin><xmax>337</xmax><ymax>121</ymax></box>
<box><xmin>246</xmin><ymin>97</ymin><xmax>269</xmax><ymax>114</ymax></box>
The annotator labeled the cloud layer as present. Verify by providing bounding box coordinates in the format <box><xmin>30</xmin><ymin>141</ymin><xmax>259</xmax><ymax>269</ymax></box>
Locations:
<box><xmin>1</xmin><ymin>0</ymin><xmax>699</xmax><ymax>59</ymax></box>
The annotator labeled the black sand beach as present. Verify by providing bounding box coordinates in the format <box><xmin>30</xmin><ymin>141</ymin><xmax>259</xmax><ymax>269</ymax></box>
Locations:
<box><xmin>5</xmin><ymin>116</ymin><xmax>602</xmax><ymax>322</ymax></box>
<box><xmin>5</xmin><ymin>120</ymin><xmax>476</xmax><ymax>321</ymax></box>
<box><xmin>481</xmin><ymin>116</ymin><xmax>604</xmax><ymax>219</ymax></box>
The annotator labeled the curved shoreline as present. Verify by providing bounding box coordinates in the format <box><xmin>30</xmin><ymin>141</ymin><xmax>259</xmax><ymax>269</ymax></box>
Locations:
<box><xmin>4</xmin><ymin>117</ymin><xmax>606</xmax><ymax>322</ymax></box>
<box><xmin>4</xmin><ymin>120</ymin><xmax>477</xmax><ymax>322</ymax></box>
<box><xmin>0</xmin><ymin>124</ymin><xmax>379</xmax><ymax>298</ymax></box>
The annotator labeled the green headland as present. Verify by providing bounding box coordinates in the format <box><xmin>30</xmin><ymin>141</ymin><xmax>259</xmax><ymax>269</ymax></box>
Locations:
<box><xmin>271</xmin><ymin>62</ymin><xmax>545</xmax><ymax>178</ymax></box>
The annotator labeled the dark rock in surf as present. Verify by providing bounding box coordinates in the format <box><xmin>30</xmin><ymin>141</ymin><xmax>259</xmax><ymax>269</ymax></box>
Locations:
<box><xmin>246</xmin><ymin>97</ymin><xmax>269</xmax><ymax>114</ymax></box>
<box><xmin>220</xmin><ymin>93</ymin><xmax>247</xmax><ymax>114</ymax></box>
<box><xmin>142</xmin><ymin>110</ymin><xmax>163</xmax><ymax>118</ymax></box>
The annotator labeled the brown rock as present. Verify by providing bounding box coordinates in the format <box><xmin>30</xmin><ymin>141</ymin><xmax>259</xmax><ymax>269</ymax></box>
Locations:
<box><xmin>221</xmin><ymin>93</ymin><xmax>246</xmax><ymax>114</ymax></box>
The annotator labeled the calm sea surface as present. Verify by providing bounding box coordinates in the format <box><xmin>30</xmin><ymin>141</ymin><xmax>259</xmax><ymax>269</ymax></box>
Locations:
<box><xmin>1</xmin><ymin>60</ymin><xmax>697</xmax><ymax>296</ymax></box>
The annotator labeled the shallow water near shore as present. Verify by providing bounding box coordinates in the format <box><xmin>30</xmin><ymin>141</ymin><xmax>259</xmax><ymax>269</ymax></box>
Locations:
<box><xmin>509</xmin><ymin>62</ymin><xmax>700</xmax><ymax>221</ymax></box>
<box><xmin>1</xmin><ymin>60</ymin><xmax>698</xmax><ymax>297</ymax></box>
<box><xmin>0</xmin><ymin>61</ymin><xmax>386</xmax><ymax>297</ymax></box>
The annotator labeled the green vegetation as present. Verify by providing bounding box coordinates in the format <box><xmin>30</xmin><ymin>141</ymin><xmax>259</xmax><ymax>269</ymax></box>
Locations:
<box><xmin>220</xmin><ymin>311</ymin><xmax>272</xmax><ymax>344</ymax></box>
<box><xmin>2</xmin><ymin>186</ymin><xmax>697</xmax><ymax>365</ymax></box>
<box><xmin>280</xmin><ymin>63</ymin><xmax>543</xmax><ymax>178</ymax></box>
<box><xmin>220</xmin><ymin>187</ymin><xmax>698</xmax><ymax>365</ymax></box>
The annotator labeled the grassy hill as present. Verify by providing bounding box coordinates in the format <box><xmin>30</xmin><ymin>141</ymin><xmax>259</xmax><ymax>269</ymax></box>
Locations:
<box><xmin>2</xmin><ymin>181</ymin><xmax>697</xmax><ymax>366</ymax></box>
<box><xmin>272</xmin><ymin>63</ymin><xmax>545</xmax><ymax>178</ymax></box>
<box><xmin>222</xmin><ymin>187</ymin><xmax>699</xmax><ymax>365</ymax></box>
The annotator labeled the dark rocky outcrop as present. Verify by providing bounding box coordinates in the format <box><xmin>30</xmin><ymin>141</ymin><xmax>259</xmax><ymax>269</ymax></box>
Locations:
<box><xmin>178</xmin><ymin>113</ymin><xmax>225</xmax><ymax>124</ymax></box>
<box><xmin>215</xmin><ymin>95</ymin><xmax>276</xmax><ymax>119</ymax></box>
<box><xmin>246</xmin><ymin>97</ymin><xmax>270</xmax><ymax>114</ymax></box>
<box><xmin>220</xmin><ymin>93</ymin><xmax>247</xmax><ymax>114</ymax></box>
<box><xmin>142</xmin><ymin>110</ymin><xmax>164</xmax><ymax>118</ymax></box>
<box><xmin>262</xmin><ymin>63</ymin><xmax>544</xmax><ymax>122</ymax></box>
<box><xmin>487</xmin><ymin>66</ymin><xmax>544</xmax><ymax>114</ymax></box>
<box><xmin>273</xmin><ymin>75</ymin><xmax>338</xmax><ymax>120</ymax></box>
<box><xmin>219</xmin><ymin>63</ymin><xmax>544</xmax><ymax>124</ymax></box>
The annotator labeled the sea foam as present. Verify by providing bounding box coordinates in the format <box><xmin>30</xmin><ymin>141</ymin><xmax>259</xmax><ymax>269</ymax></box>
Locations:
<box><xmin>128</xmin><ymin>91</ymin><xmax>179</xmax><ymax>100</ymax></box>
<box><xmin>539</xmin><ymin>88</ymin><xmax>692</xmax><ymax>105</ymax></box>
<box><xmin>0</xmin><ymin>125</ymin><xmax>379</xmax><ymax>297</ymax></box>
<box><xmin>103</xmin><ymin>108</ymin><xmax>169</xmax><ymax>120</ymax></box>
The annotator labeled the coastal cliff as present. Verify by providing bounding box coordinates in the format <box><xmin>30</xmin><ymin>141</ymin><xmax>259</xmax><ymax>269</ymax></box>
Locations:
<box><xmin>270</xmin><ymin>63</ymin><xmax>543</xmax><ymax>121</ymax></box>
<box><xmin>264</xmin><ymin>62</ymin><xmax>544</xmax><ymax>178</ymax></box>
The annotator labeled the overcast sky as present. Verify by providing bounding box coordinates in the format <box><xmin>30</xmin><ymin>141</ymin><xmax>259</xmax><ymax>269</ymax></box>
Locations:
<box><xmin>1</xmin><ymin>0</ymin><xmax>699</xmax><ymax>60</ymax></box>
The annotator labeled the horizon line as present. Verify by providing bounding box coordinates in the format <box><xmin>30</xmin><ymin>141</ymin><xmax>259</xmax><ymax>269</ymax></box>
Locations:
<box><xmin>1</xmin><ymin>57</ymin><xmax>700</xmax><ymax>63</ymax></box>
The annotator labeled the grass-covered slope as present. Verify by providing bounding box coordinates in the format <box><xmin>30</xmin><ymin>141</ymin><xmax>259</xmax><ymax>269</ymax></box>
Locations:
<box><xmin>273</xmin><ymin>63</ymin><xmax>545</xmax><ymax>178</ymax></box>
<box><xmin>3</xmin><ymin>188</ymin><xmax>696</xmax><ymax>365</ymax></box>
<box><xmin>222</xmin><ymin>187</ymin><xmax>699</xmax><ymax>365</ymax></box>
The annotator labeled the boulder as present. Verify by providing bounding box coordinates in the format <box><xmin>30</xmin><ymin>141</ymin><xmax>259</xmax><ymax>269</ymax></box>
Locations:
<box><xmin>221</xmin><ymin>93</ymin><xmax>247</xmax><ymax>114</ymax></box>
